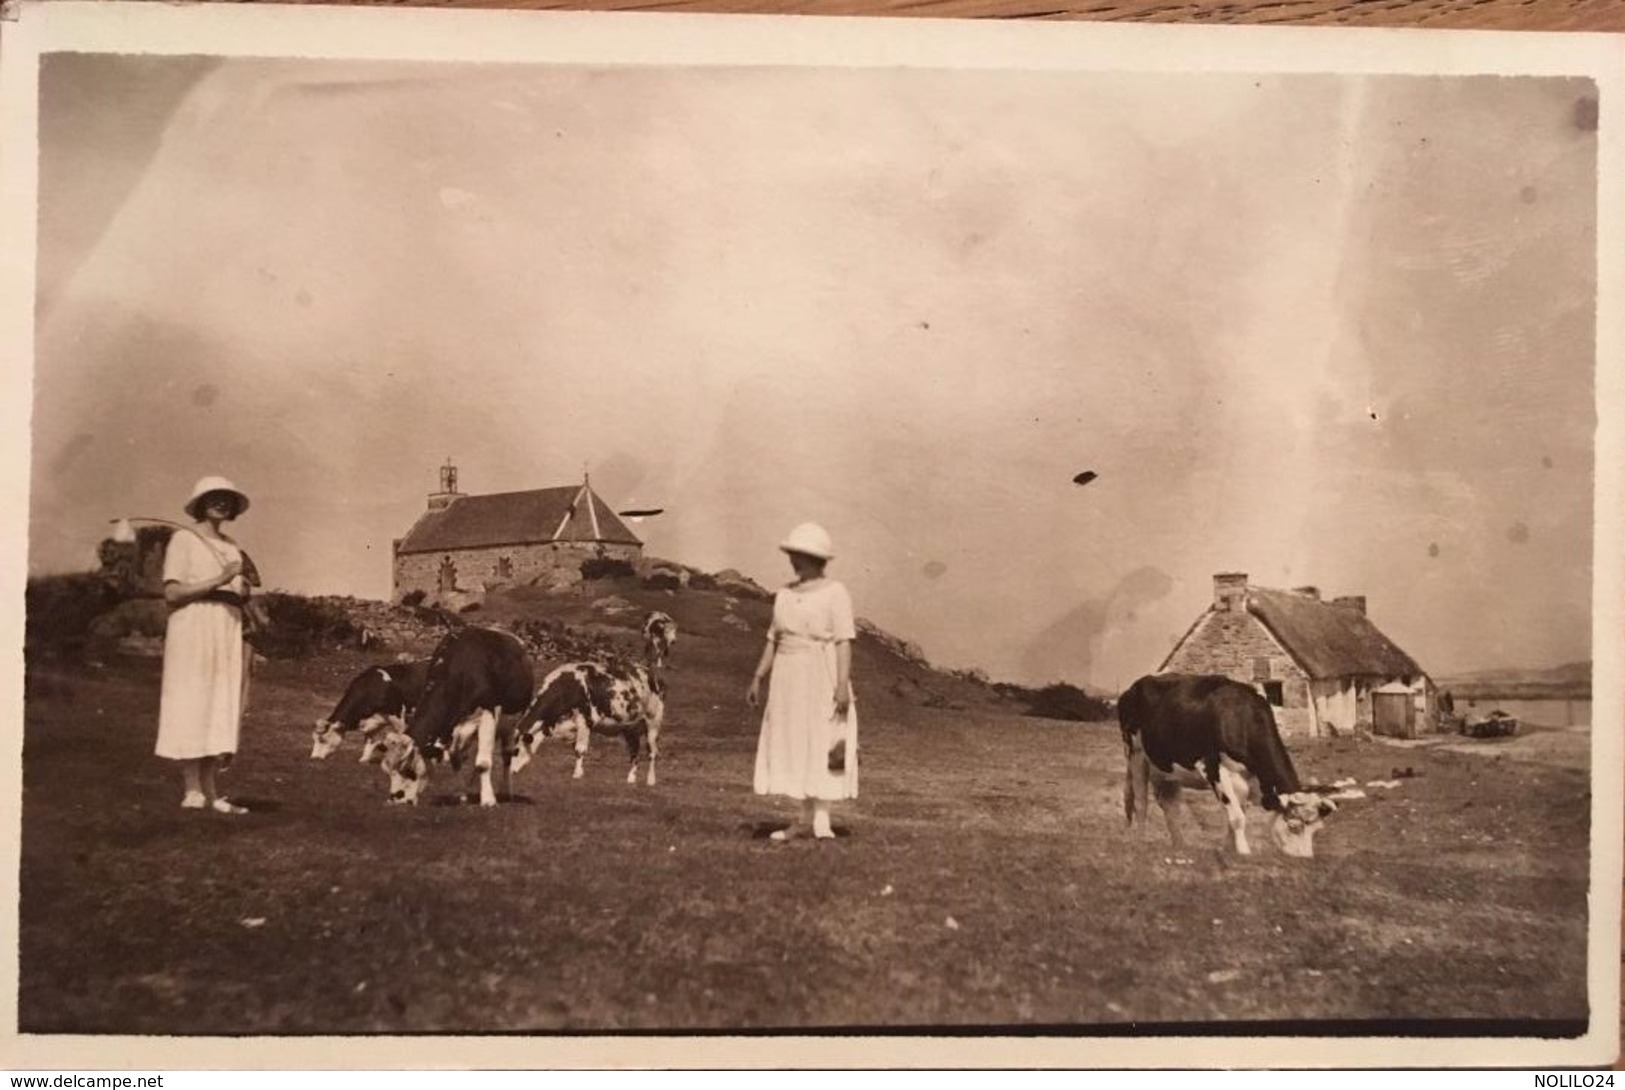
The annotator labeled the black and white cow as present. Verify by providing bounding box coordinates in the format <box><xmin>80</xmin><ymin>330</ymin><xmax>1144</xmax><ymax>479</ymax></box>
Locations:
<box><xmin>377</xmin><ymin>626</ymin><xmax>535</xmax><ymax>808</ymax></box>
<box><xmin>1118</xmin><ymin>673</ymin><xmax>1336</xmax><ymax>858</ymax></box>
<box><xmin>310</xmin><ymin>660</ymin><xmax>429</xmax><ymax>762</ymax></box>
<box><xmin>512</xmin><ymin>660</ymin><xmax>666</xmax><ymax>785</ymax></box>
<box><xmin>642</xmin><ymin>611</ymin><xmax>677</xmax><ymax>671</ymax></box>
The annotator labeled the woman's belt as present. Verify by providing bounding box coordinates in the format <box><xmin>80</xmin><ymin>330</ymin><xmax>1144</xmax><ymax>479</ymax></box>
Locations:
<box><xmin>774</xmin><ymin>633</ymin><xmax>842</xmax><ymax>653</ymax></box>
<box><xmin>179</xmin><ymin>590</ymin><xmax>246</xmax><ymax>611</ymax></box>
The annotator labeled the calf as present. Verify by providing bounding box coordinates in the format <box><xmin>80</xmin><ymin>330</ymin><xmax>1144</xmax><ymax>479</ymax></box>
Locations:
<box><xmin>378</xmin><ymin>626</ymin><xmax>535</xmax><ymax>807</ymax></box>
<box><xmin>642</xmin><ymin>611</ymin><xmax>677</xmax><ymax>671</ymax></box>
<box><xmin>310</xmin><ymin>660</ymin><xmax>429</xmax><ymax>762</ymax></box>
<box><xmin>513</xmin><ymin>660</ymin><xmax>666</xmax><ymax>785</ymax></box>
<box><xmin>1118</xmin><ymin>673</ymin><xmax>1336</xmax><ymax>858</ymax></box>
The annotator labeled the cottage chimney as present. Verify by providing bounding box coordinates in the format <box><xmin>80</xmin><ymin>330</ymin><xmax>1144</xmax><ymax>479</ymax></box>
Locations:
<box><xmin>1213</xmin><ymin>572</ymin><xmax>1249</xmax><ymax>612</ymax></box>
<box><xmin>427</xmin><ymin>458</ymin><xmax>463</xmax><ymax>511</ymax></box>
<box><xmin>1292</xmin><ymin>586</ymin><xmax>1321</xmax><ymax>600</ymax></box>
<box><xmin>1332</xmin><ymin>595</ymin><xmax>1367</xmax><ymax>616</ymax></box>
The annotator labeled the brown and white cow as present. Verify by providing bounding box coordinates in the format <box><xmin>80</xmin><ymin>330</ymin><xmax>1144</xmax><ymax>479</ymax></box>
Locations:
<box><xmin>310</xmin><ymin>660</ymin><xmax>429</xmax><ymax>762</ymax></box>
<box><xmin>512</xmin><ymin>660</ymin><xmax>666</xmax><ymax>785</ymax></box>
<box><xmin>377</xmin><ymin>626</ymin><xmax>534</xmax><ymax>808</ymax></box>
<box><xmin>642</xmin><ymin>611</ymin><xmax>677</xmax><ymax>671</ymax></box>
<box><xmin>1118</xmin><ymin>673</ymin><xmax>1336</xmax><ymax>858</ymax></box>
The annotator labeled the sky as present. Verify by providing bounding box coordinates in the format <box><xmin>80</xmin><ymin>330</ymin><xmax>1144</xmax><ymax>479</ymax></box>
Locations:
<box><xmin>27</xmin><ymin>55</ymin><xmax>1600</xmax><ymax>689</ymax></box>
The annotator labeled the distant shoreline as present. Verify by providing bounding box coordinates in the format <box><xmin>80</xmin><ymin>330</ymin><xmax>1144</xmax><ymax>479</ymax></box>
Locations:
<box><xmin>1437</xmin><ymin>683</ymin><xmax>1591</xmax><ymax>702</ymax></box>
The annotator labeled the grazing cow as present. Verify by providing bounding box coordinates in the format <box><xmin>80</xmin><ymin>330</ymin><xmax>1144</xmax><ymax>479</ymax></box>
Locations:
<box><xmin>642</xmin><ymin>611</ymin><xmax>677</xmax><ymax>671</ymax></box>
<box><xmin>512</xmin><ymin>660</ymin><xmax>666</xmax><ymax>785</ymax></box>
<box><xmin>1118</xmin><ymin>673</ymin><xmax>1337</xmax><ymax>858</ymax></box>
<box><xmin>310</xmin><ymin>660</ymin><xmax>429</xmax><ymax>762</ymax></box>
<box><xmin>378</xmin><ymin>626</ymin><xmax>534</xmax><ymax>807</ymax></box>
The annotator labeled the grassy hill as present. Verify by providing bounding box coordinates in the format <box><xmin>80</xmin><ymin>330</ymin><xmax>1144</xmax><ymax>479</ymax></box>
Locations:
<box><xmin>432</xmin><ymin>573</ymin><xmax>1049</xmax><ymax>725</ymax></box>
<box><xmin>23</xmin><ymin>562</ymin><xmax>1104</xmax><ymax>725</ymax></box>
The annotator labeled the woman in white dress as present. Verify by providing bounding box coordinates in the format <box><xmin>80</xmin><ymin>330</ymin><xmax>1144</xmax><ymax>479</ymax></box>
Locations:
<box><xmin>746</xmin><ymin>522</ymin><xmax>858</xmax><ymax>841</ymax></box>
<box><xmin>156</xmin><ymin>476</ymin><xmax>258</xmax><ymax>814</ymax></box>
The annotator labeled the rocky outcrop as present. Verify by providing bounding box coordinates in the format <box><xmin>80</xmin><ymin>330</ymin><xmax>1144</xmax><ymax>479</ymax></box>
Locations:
<box><xmin>713</xmin><ymin>569</ymin><xmax>772</xmax><ymax>600</ymax></box>
<box><xmin>856</xmin><ymin>617</ymin><xmax>929</xmax><ymax>667</ymax></box>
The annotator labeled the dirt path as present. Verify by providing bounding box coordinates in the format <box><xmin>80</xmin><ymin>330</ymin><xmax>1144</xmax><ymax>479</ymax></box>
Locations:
<box><xmin>1375</xmin><ymin>726</ymin><xmax>1592</xmax><ymax>772</ymax></box>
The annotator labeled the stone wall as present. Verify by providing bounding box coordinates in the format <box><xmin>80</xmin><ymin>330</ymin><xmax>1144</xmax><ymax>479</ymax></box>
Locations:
<box><xmin>1162</xmin><ymin>609</ymin><xmax>1318</xmax><ymax>736</ymax></box>
<box><xmin>393</xmin><ymin>541</ymin><xmax>642</xmax><ymax>604</ymax></box>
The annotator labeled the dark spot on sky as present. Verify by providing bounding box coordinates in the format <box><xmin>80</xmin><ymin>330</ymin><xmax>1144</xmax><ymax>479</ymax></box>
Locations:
<box><xmin>1428</xmin><ymin>543</ymin><xmax>1440</xmax><ymax>559</ymax></box>
<box><xmin>1542</xmin><ymin>455</ymin><xmax>1554</xmax><ymax>469</ymax></box>
<box><xmin>922</xmin><ymin>560</ymin><xmax>947</xmax><ymax>580</ymax></box>
<box><xmin>1574</xmin><ymin>95</ymin><xmax>1599</xmax><ymax>133</ymax></box>
<box><xmin>192</xmin><ymin>384</ymin><xmax>219</xmax><ymax>408</ymax></box>
<box><xmin>1507</xmin><ymin>521</ymin><xmax>1530</xmax><ymax>545</ymax></box>
<box><xmin>296</xmin><ymin>288</ymin><xmax>314</xmax><ymax>308</ymax></box>
<box><xmin>1520</xmin><ymin>185</ymin><xmax>1538</xmax><ymax>204</ymax></box>
<box><xmin>919</xmin><ymin>320</ymin><xmax>930</xmax><ymax>330</ymax></box>
<box><xmin>1072</xmin><ymin>470</ymin><xmax>1098</xmax><ymax>486</ymax></box>
<box><xmin>1369</xmin><ymin>411</ymin><xmax>1379</xmax><ymax>422</ymax></box>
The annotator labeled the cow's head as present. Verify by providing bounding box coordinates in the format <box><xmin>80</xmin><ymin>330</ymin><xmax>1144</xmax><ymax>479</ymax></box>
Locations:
<box><xmin>310</xmin><ymin>719</ymin><xmax>345</xmax><ymax>760</ymax></box>
<box><xmin>1269</xmin><ymin>792</ymin><xmax>1338</xmax><ymax>858</ymax></box>
<box><xmin>356</xmin><ymin>715</ymin><xmax>400</xmax><ymax>764</ymax></box>
<box><xmin>378</xmin><ymin>730</ymin><xmax>427</xmax><ymax>805</ymax></box>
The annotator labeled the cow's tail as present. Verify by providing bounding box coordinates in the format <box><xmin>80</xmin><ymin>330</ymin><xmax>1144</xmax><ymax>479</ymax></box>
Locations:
<box><xmin>1116</xmin><ymin>679</ymin><xmax>1146</xmax><ymax>762</ymax></box>
<box><xmin>1117</xmin><ymin>680</ymin><xmax>1147</xmax><ymax>827</ymax></box>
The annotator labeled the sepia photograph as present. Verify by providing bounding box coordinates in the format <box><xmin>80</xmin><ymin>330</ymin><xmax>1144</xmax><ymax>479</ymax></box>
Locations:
<box><xmin>1</xmin><ymin>0</ymin><xmax>1620</xmax><ymax>1069</ymax></box>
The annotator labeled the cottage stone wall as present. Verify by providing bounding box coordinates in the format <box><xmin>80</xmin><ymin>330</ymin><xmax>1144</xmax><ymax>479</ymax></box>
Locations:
<box><xmin>393</xmin><ymin>541</ymin><xmax>642</xmax><ymax>604</ymax></box>
<box><xmin>1161</xmin><ymin>610</ymin><xmax>1319</xmax><ymax>736</ymax></box>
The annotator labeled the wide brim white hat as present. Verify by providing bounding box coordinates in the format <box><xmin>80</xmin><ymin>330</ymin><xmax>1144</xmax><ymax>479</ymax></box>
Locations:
<box><xmin>778</xmin><ymin>522</ymin><xmax>834</xmax><ymax>560</ymax></box>
<box><xmin>184</xmin><ymin>475</ymin><xmax>251</xmax><ymax>520</ymax></box>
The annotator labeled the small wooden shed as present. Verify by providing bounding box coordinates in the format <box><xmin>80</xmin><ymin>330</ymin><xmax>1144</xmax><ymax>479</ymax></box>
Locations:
<box><xmin>1372</xmin><ymin>681</ymin><xmax>1419</xmax><ymax>739</ymax></box>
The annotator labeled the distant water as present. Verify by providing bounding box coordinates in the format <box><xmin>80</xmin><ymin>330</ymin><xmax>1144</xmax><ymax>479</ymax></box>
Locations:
<box><xmin>1457</xmin><ymin>698</ymin><xmax>1591</xmax><ymax>729</ymax></box>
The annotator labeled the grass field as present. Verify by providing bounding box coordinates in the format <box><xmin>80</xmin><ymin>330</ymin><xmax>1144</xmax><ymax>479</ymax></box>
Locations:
<box><xmin>18</xmin><ymin>582</ymin><xmax>1594</xmax><ymax>1033</ymax></box>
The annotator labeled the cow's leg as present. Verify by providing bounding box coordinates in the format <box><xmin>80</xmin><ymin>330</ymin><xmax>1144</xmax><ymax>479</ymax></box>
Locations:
<box><xmin>1213</xmin><ymin>763</ymin><xmax>1252</xmax><ymax>855</ymax></box>
<box><xmin>475</xmin><ymin>708</ymin><xmax>499</xmax><ymax>808</ymax></box>
<box><xmin>1125</xmin><ymin>747</ymin><xmax>1152</xmax><ymax>832</ymax></box>
<box><xmin>1152</xmin><ymin>775</ymin><xmax>1186</xmax><ymax>851</ymax></box>
<box><xmin>494</xmin><ymin>723</ymin><xmax>514</xmax><ymax>802</ymax></box>
<box><xmin>623</xmin><ymin>728</ymin><xmax>642</xmax><ymax>785</ymax></box>
<box><xmin>572</xmin><ymin>714</ymin><xmax>591</xmax><ymax>780</ymax></box>
<box><xmin>645</xmin><ymin>718</ymin><xmax>660</xmax><ymax>787</ymax></box>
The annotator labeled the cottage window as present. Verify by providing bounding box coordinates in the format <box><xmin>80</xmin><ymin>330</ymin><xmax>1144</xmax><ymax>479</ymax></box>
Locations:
<box><xmin>497</xmin><ymin>555</ymin><xmax>513</xmax><ymax>580</ymax></box>
<box><xmin>1262</xmin><ymin>681</ymin><xmax>1284</xmax><ymax>707</ymax></box>
<box><xmin>1252</xmin><ymin>657</ymin><xmax>1271</xmax><ymax>681</ymax></box>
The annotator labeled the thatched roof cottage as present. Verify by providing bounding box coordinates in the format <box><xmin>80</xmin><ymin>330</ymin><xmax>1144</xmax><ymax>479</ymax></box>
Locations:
<box><xmin>1159</xmin><ymin>572</ymin><xmax>1433</xmax><ymax>737</ymax></box>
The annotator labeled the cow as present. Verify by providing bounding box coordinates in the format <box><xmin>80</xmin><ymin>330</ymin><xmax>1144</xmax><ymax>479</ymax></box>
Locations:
<box><xmin>377</xmin><ymin>626</ymin><xmax>535</xmax><ymax>807</ymax></box>
<box><xmin>642</xmin><ymin>611</ymin><xmax>677</xmax><ymax>671</ymax></box>
<box><xmin>1117</xmin><ymin>673</ymin><xmax>1337</xmax><ymax>858</ymax></box>
<box><xmin>512</xmin><ymin>660</ymin><xmax>666</xmax><ymax>785</ymax></box>
<box><xmin>310</xmin><ymin>660</ymin><xmax>429</xmax><ymax>762</ymax></box>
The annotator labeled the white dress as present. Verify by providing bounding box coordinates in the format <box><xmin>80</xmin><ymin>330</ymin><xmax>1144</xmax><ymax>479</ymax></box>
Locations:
<box><xmin>753</xmin><ymin>580</ymin><xmax>859</xmax><ymax>801</ymax></box>
<box><xmin>155</xmin><ymin>529</ymin><xmax>247</xmax><ymax>760</ymax></box>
